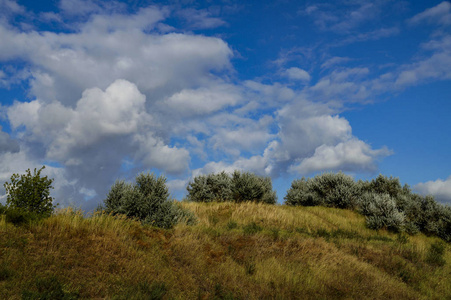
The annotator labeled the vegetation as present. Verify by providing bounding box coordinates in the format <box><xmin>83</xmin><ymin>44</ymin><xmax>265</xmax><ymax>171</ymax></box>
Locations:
<box><xmin>101</xmin><ymin>172</ymin><xmax>195</xmax><ymax>229</ymax></box>
<box><xmin>187</xmin><ymin>170</ymin><xmax>277</xmax><ymax>204</ymax></box>
<box><xmin>0</xmin><ymin>202</ymin><xmax>450</xmax><ymax>299</ymax></box>
<box><xmin>0</xmin><ymin>168</ymin><xmax>450</xmax><ymax>298</ymax></box>
<box><xmin>3</xmin><ymin>166</ymin><xmax>56</xmax><ymax>218</ymax></box>
<box><xmin>285</xmin><ymin>173</ymin><xmax>451</xmax><ymax>242</ymax></box>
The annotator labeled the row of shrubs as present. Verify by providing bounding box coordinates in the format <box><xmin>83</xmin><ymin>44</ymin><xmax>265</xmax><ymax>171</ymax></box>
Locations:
<box><xmin>2</xmin><ymin>167</ymin><xmax>450</xmax><ymax>242</ymax></box>
<box><xmin>186</xmin><ymin>171</ymin><xmax>451</xmax><ymax>242</ymax></box>
<box><xmin>0</xmin><ymin>167</ymin><xmax>195</xmax><ymax>229</ymax></box>
<box><xmin>283</xmin><ymin>173</ymin><xmax>451</xmax><ymax>242</ymax></box>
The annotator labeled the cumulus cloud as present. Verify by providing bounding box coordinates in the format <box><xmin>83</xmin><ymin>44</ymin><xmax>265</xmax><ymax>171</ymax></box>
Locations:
<box><xmin>289</xmin><ymin>139</ymin><xmax>392</xmax><ymax>174</ymax></box>
<box><xmin>0</xmin><ymin>13</ymin><xmax>232</xmax><ymax>106</ymax></box>
<box><xmin>414</xmin><ymin>176</ymin><xmax>451</xmax><ymax>205</ymax></box>
<box><xmin>0</xmin><ymin>126</ymin><xmax>19</xmax><ymax>154</ymax></box>
<box><xmin>164</xmin><ymin>84</ymin><xmax>241</xmax><ymax>116</ymax></box>
<box><xmin>6</xmin><ymin>80</ymin><xmax>191</xmax><ymax>208</ymax></box>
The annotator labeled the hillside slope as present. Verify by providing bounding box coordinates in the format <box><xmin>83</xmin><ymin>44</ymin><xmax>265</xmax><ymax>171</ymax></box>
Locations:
<box><xmin>1</xmin><ymin>202</ymin><xmax>450</xmax><ymax>299</ymax></box>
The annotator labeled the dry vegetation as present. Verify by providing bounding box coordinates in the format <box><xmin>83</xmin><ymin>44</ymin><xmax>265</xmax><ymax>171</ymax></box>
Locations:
<box><xmin>1</xmin><ymin>202</ymin><xmax>450</xmax><ymax>299</ymax></box>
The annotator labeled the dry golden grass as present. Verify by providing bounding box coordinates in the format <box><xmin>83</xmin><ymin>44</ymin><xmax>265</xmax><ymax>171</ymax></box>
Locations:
<box><xmin>0</xmin><ymin>202</ymin><xmax>449</xmax><ymax>299</ymax></box>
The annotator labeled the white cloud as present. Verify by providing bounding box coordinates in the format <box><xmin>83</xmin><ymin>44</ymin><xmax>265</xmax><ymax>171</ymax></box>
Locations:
<box><xmin>164</xmin><ymin>84</ymin><xmax>241</xmax><ymax>116</ymax></box>
<box><xmin>285</xmin><ymin>67</ymin><xmax>311</xmax><ymax>82</ymax></box>
<box><xmin>408</xmin><ymin>1</ymin><xmax>451</xmax><ymax>26</ymax></box>
<box><xmin>289</xmin><ymin>139</ymin><xmax>392</xmax><ymax>174</ymax></box>
<box><xmin>414</xmin><ymin>176</ymin><xmax>451</xmax><ymax>205</ymax></box>
<box><xmin>394</xmin><ymin>36</ymin><xmax>451</xmax><ymax>87</ymax></box>
<box><xmin>0</xmin><ymin>13</ymin><xmax>233</xmax><ymax>105</ymax></box>
<box><xmin>0</xmin><ymin>126</ymin><xmax>19</xmax><ymax>154</ymax></box>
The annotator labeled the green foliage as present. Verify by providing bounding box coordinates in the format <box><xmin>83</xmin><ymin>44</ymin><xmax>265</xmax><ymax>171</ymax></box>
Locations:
<box><xmin>285</xmin><ymin>172</ymin><xmax>360</xmax><ymax>209</ymax></box>
<box><xmin>186</xmin><ymin>171</ymin><xmax>277</xmax><ymax>204</ymax></box>
<box><xmin>3</xmin><ymin>166</ymin><xmax>56</xmax><ymax>218</ymax></box>
<box><xmin>284</xmin><ymin>178</ymin><xmax>319</xmax><ymax>206</ymax></box>
<box><xmin>186</xmin><ymin>172</ymin><xmax>232</xmax><ymax>202</ymax></box>
<box><xmin>2</xmin><ymin>207</ymin><xmax>42</xmax><ymax>226</ymax></box>
<box><xmin>103</xmin><ymin>172</ymin><xmax>195</xmax><ymax>229</ymax></box>
<box><xmin>231</xmin><ymin>171</ymin><xmax>277</xmax><ymax>204</ymax></box>
<box><xmin>359</xmin><ymin>193</ymin><xmax>405</xmax><ymax>232</ymax></box>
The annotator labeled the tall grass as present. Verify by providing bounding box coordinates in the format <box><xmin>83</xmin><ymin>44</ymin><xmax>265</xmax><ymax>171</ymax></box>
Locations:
<box><xmin>0</xmin><ymin>202</ymin><xmax>449</xmax><ymax>299</ymax></box>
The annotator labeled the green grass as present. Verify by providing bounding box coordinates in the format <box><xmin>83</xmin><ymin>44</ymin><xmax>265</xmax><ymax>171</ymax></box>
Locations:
<box><xmin>0</xmin><ymin>203</ymin><xmax>450</xmax><ymax>299</ymax></box>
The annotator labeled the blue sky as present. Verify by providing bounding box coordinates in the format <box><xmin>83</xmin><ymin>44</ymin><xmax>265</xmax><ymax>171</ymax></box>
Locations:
<box><xmin>0</xmin><ymin>0</ymin><xmax>450</xmax><ymax>209</ymax></box>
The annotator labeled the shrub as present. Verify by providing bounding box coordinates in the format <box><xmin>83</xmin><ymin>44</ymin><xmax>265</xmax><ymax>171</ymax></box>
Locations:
<box><xmin>310</xmin><ymin>172</ymin><xmax>361</xmax><ymax>209</ymax></box>
<box><xmin>186</xmin><ymin>172</ymin><xmax>232</xmax><ymax>202</ymax></box>
<box><xmin>186</xmin><ymin>171</ymin><xmax>277</xmax><ymax>204</ymax></box>
<box><xmin>231</xmin><ymin>171</ymin><xmax>277</xmax><ymax>204</ymax></box>
<box><xmin>285</xmin><ymin>172</ymin><xmax>360</xmax><ymax>209</ymax></box>
<box><xmin>284</xmin><ymin>178</ymin><xmax>319</xmax><ymax>206</ymax></box>
<box><xmin>359</xmin><ymin>193</ymin><xmax>405</xmax><ymax>232</ymax></box>
<box><xmin>3</xmin><ymin>166</ymin><xmax>56</xmax><ymax>218</ymax></box>
<box><xmin>102</xmin><ymin>172</ymin><xmax>195</xmax><ymax>229</ymax></box>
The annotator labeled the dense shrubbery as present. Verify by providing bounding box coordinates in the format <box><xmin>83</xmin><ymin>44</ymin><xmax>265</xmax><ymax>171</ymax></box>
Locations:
<box><xmin>359</xmin><ymin>193</ymin><xmax>405</xmax><ymax>232</ymax></box>
<box><xmin>101</xmin><ymin>172</ymin><xmax>195</xmax><ymax>229</ymax></box>
<box><xmin>186</xmin><ymin>172</ymin><xmax>232</xmax><ymax>203</ymax></box>
<box><xmin>285</xmin><ymin>173</ymin><xmax>451</xmax><ymax>242</ymax></box>
<box><xmin>285</xmin><ymin>172</ymin><xmax>360</xmax><ymax>209</ymax></box>
<box><xmin>186</xmin><ymin>171</ymin><xmax>277</xmax><ymax>204</ymax></box>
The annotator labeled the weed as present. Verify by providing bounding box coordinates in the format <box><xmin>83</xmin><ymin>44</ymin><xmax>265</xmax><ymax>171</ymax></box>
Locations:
<box><xmin>396</xmin><ymin>233</ymin><xmax>409</xmax><ymax>244</ymax></box>
<box><xmin>426</xmin><ymin>241</ymin><xmax>446</xmax><ymax>267</ymax></box>
<box><xmin>269</xmin><ymin>227</ymin><xmax>280</xmax><ymax>240</ymax></box>
<box><xmin>226</xmin><ymin>220</ymin><xmax>238</xmax><ymax>230</ymax></box>
<box><xmin>243</xmin><ymin>222</ymin><xmax>262</xmax><ymax>235</ymax></box>
<box><xmin>244</xmin><ymin>261</ymin><xmax>256</xmax><ymax>276</ymax></box>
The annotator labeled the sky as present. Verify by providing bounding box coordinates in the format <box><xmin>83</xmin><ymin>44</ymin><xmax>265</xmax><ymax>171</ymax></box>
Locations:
<box><xmin>0</xmin><ymin>0</ymin><xmax>450</xmax><ymax>210</ymax></box>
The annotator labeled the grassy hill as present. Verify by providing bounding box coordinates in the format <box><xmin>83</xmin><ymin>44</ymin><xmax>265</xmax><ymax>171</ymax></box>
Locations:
<box><xmin>1</xmin><ymin>202</ymin><xmax>450</xmax><ymax>299</ymax></box>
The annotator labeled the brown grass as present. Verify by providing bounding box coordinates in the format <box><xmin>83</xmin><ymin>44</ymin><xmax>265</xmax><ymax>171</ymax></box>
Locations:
<box><xmin>0</xmin><ymin>203</ymin><xmax>450</xmax><ymax>299</ymax></box>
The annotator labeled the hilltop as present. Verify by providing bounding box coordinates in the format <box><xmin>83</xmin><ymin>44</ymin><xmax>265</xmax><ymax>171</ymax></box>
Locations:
<box><xmin>1</xmin><ymin>202</ymin><xmax>450</xmax><ymax>299</ymax></box>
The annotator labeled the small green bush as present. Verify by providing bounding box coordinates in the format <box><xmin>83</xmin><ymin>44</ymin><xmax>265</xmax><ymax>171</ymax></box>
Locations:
<box><xmin>231</xmin><ymin>171</ymin><xmax>277</xmax><ymax>204</ymax></box>
<box><xmin>102</xmin><ymin>173</ymin><xmax>195</xmax><ymax>229</ymax></box>
<box><xmin>3</xmin><ymin>166</ymin><xmax>56</xmax><ymax>218</ymax></box>
<box><xmin>359</xmin><ymin>193</ymin><xmax>405</xmax><ymax>232</ymax></box>
<box><xmin>186</xmin><ymin>171</ymin><xmax>277</xmax><ymax>204</ymax></box>
<box><xmin>284</xmin><ymin>178</ymin><xmax>319</xmax><ymax>206</ymax></box>
<box><xmin>186</xmin><ymin>172</ymin><xmax>232</xmax><ymax>202</ymax></box>
<box><xmin>285</xmin><ymin>172</ymin><xmax>360</xmax><ymax>209</ymax></box>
